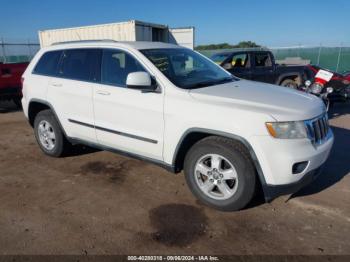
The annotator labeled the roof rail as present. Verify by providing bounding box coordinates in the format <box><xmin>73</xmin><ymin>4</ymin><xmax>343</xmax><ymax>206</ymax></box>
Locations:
<box><xmin>51</xmin><ymin>39</ymin><xmax>118</xmax><ymax>46</ymax></box>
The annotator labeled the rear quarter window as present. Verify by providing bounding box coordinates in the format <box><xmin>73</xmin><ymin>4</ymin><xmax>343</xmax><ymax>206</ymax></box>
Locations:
<box><xmin>33</xmin><ymin>51</ymin><xmax>62</xmax><ymax>76</ymax></box>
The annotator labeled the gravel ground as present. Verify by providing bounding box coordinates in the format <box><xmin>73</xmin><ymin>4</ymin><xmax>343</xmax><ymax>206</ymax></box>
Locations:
<box><xmin>0</xmin><ymin>101</ymin><xmax>349</xmax><ymax>255</ymax></box>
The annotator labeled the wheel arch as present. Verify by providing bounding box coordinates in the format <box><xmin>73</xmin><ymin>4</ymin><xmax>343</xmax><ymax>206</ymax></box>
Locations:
<box><xmin>172</xmin><ymin>128</ymin><xmax>267</xmax><ymax>188</ymax></box>
<box><xmin>28</xmin><ymin>99</ymin><xmax>68</xmax><ymax>138</ymax></box>
<box><xmin>276</xmin><ymin>72</ymin><xmax>302</xmax><ymax>86</ymax></box>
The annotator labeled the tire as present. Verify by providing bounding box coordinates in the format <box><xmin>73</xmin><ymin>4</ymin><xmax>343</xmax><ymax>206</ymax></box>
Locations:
<box><xmin>184</xmin><ymin>136</ymin><xmax>257</xmax><ymax>211</ymax></box>
<box><xmin>13</xmin><ymin>98</ymin><xmax>22</xmax><ymax>109</ymax></box>
<box><xmin>280</xmin><ymin>79</ymin><xmax>298</xmax><ymax>89</ymax></box>
<box><xmin>34</xmin><ymin>109</ymin><xmax>71</xmax><ymax>157</ymax></box>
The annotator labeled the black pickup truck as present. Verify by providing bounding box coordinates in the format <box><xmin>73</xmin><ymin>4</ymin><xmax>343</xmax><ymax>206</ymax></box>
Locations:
<box><xmin>211</xmin><ymin>50</ymin><xmax>311</xmax><ymax>88</ymax></box>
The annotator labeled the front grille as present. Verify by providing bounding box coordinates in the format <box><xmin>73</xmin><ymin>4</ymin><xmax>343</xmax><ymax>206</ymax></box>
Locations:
<box><xmin>305</xmin><ymin>114</ymin><xmax>330</xmax><ymax>145</ymax></box>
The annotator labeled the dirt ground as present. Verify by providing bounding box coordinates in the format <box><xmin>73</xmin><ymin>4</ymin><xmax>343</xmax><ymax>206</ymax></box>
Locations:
<box><xmin>0</xmin><ymin>101</ymin><xmax>349</xmax><ymax>255</ymax></box>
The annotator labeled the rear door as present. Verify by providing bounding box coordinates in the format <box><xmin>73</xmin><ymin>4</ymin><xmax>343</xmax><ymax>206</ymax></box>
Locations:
<box><xmin>251</xmin><ymin>52</ymin><xmax>276</xmax><ymax>83</ymax></box>
<box><xmin>93</xmin><ymin>48</ymin><xmax>164</xmax><ymax>160</ymax></box>
<box><xmin>47</xmin><ymin>48</ymin><xmax>101</xmax><ymax>142</ymax></box>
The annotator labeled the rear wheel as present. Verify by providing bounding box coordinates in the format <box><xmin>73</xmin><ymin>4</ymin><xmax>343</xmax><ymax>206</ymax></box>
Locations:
<box><xmin>34</xmin><ymin>109</ymin><xmax>71</xmax><ymax>157</ymax></box>
<box><xmin>280</xmin><ymin>79</ymin><xmax>298</xmax><ymax>89</ymax></box>
<box><xmin>184</xmin><ymin>136</ymin><xmax>257</xmax><ymax>211</ymax></box>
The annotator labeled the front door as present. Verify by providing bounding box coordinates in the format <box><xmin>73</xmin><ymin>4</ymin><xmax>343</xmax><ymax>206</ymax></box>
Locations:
<box><xmin>226</xmin><ymin>52</ymin><xmax>252</xmax><ymax>79</ymax></box>
<box><xmin>93</xmin><ymin>49</ymin><xmax>164</xmax><ymax>161</ymax></box>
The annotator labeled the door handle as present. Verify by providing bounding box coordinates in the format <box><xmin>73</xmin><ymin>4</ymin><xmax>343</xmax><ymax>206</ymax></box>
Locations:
<box><xmin>51</xmin><ymin>83</ymin><xmax>62</xmax><ymax>87</ymax></box>
<box><xmin>97</xmin><ymin>90</ymin><xmax>111</xmax><ymax>96</ymax></box>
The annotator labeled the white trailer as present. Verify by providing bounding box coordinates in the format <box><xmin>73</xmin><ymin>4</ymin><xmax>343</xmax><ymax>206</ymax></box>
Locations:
<box><xmin>38</xmin><ymin>20</ymin><xmax>195</xmax><ymax>49</ymax></box>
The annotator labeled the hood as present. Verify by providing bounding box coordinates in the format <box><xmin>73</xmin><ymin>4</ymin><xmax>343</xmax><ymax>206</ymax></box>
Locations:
<box><xmin>189</xmin><ymin>80</ymin><xmax>325</xmax><ymax>121</ymax></box>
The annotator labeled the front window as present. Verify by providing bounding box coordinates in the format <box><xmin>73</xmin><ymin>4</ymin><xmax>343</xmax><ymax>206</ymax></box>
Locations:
<box><xmin>101</xmin><ymin>49</ymin><xmax>146</xmax><ymax>87</ymax></box>
<box><xmin>141</xmin><ymin>48</ymin><xmax>237</xmax><ymax>89</ymax></box>
<box><xmin>230</xmin><ymin>53</ymin><xmax>249</xmax><ymax>68</ymax></box>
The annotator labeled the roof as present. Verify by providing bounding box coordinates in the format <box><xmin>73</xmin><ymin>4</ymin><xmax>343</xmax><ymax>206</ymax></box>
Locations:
<box><xmin>210</xmin><ymin>48</ymin><xmax>270</xmax><ymax>56</ymax></box>
<box><xmin>211</xmin><ymin>51</ymin><xmax>233</xmax><ymax>56</ymax></box>
<box><xmin>48</xmin><ymin>40</ymin><xmax>182</xmax><ymax>50</ymax></box>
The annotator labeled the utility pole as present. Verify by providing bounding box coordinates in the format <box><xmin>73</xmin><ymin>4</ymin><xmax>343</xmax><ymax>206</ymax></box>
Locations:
<box><xmin>27</xmin><ymin>39</ymin><xmax>32</xmax><ymax>60</ymax></box>
<box><xmin>336</xmin><ymin>43</ymin><xmax>342</xmax><ymax>73</ymax></box>
<box><xmin>317</xmin><ymin>44</ymin><xmax>322</xmax><ymax>65</ymax></box>
<box><xmin>1</xmin><ymin>37</ymin><xmax>6</xmax><ymax>63</ymax></box>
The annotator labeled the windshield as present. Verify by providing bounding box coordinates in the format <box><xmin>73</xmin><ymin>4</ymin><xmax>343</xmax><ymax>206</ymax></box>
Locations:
<box><xmin>210</xmin><ymin>53</ymin><xmax>231</xmax><ymax>64</ymax></box>
<box><xmin>141</xmin><ymin>48</ymin><xmax>238</xmax><ymax>89</ymax></box>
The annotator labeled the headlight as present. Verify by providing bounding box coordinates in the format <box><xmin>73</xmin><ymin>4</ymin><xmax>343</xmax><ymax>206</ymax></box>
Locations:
<box><xmin>326</xmin><ymin>87</ymin><xmax>334</xmax><ymax>93</ymax></box>
<box><xmin>310</xmin><ymin>83</ymin><xmax>323</xmax><ymax>94</ymax></box>
<box><xmin>305</xmin><ymin>80</ymin><xmax>312</xmax><ymax>87</ymax></box>
<box><xmin>266</xmin><ymin>121</ymin><xmax>307</xmax><ymax>139</ymax></box>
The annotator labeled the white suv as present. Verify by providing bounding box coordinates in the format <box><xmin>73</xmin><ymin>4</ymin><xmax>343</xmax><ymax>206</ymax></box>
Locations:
<box><xmin>22</xmin><ymin>41</ymin><xmax>334</xmax><ymax>211</ymax></box>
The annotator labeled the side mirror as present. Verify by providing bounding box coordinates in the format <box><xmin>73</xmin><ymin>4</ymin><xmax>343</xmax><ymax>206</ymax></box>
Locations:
<box><xmin>126</xmin><ymin>72</ymin><xmax>158</xmax><ymax>92</ymax></box>
<box><xmin>222</xmin><ymin>63</ymin><xmax>233</xmax><ymax>70</ymax></box>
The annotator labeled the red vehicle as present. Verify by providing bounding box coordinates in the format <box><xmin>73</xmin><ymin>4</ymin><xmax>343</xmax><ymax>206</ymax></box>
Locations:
<box><xmin>0</xmin><ymin>62</ymin><xmax>29</xmax><ymax>108</ymax></box>
<box><xmin>306</xmin><ymin>65</ymin><xmax>350</xmax><ymax>102</ymax></box>
<box><xmin>344</xmin><ymin>72</ymin><xmax>350</xmax><ymax>81</ymax></box>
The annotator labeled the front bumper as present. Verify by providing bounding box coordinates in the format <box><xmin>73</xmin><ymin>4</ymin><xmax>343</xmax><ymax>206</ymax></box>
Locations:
<box><xmin>249</xmin><ymin>129</ymin><xmax>334</xmax><ymax>200</ymax></box>
<box><xmin>263</xmin><ymin>164</ymin><xmax>324</xmax><ymax>201</ymax></box>
<box><xmin>328</xmin><ymin>86</ymin><xmax>350</xmax><ymax>101</ymax></box>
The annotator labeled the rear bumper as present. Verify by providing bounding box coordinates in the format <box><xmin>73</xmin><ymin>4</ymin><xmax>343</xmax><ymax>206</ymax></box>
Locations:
<box><xmin>263</xmin><ymin>164</ymin><xmax>324</xmax><ymax>201</ymax></box>
<box><xmin>0</xmin><ymin>86</ymin><xmax>22</xmax><ymax>100</ymax></box>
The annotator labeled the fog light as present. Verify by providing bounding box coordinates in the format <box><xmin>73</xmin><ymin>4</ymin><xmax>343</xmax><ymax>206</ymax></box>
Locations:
<box><xmin>292</xmin><ymin>161</ymin><xmax>309</xmax><ymax>174</ymax></box>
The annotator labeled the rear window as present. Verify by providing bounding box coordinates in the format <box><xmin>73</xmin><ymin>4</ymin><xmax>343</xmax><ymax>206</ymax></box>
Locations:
<box><xmin>33</xmin><ymin>51</ymin><xmax>62</xmax><ymax>76</ymax></box>
<box><xmin>58</xmin><ymin>49</ymin><xmax>101</xmax><ymax>82</ymax></box>
<box><xmin>254</xmin><ymin>53</ymin><xmax>272</xmax><ymax>67</ymax></box>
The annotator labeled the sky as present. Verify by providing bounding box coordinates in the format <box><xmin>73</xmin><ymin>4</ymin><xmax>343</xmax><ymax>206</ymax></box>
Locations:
<box><xmin>1</xmin><ymin>0</ymin><xmax>349</xmax><ymax>47</ymax></box>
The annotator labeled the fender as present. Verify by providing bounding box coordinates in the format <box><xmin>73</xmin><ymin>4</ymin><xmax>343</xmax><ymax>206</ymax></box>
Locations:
<box><xmin>172</xmin><ymin>128</ymin><xmax>268</xmax><ymax>190</ymax></box>
<box><xmin>28</xmin><ymin>98</ymin><xmax>69</xmax><ymax>138</ymax></box>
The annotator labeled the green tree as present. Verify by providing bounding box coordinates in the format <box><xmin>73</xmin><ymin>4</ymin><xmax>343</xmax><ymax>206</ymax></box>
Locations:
<box><xmin>234</xmin><ymin>41</ymin><xmax>260</xmax><ymax>48</ymax></box>
<box><xmin>195</xmin><ymin>41</ymin><xmax>260</xmax><ymax>50</ymax></box>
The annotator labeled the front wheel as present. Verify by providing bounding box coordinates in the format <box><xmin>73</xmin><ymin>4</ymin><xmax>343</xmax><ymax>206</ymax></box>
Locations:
<box><xmin>184</xmin><ymin>136</ymin><xmax>257</xmax><ymax>211</ymax></box>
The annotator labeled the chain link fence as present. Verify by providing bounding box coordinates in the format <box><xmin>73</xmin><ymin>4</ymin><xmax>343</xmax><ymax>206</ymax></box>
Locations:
<box><xmin>1</xmin><ymin>38</ymin><xmax>349</xmax><ymax>74</ymax></box>
<box><xmin>199</xmin><ymin>46</ymin><xmax>350</xmax><ymax>74</ymax></box>
<box><xmin>0</xmin><ymin>38</ymin><xmax>40</xmax><ymax>63</ymax></box>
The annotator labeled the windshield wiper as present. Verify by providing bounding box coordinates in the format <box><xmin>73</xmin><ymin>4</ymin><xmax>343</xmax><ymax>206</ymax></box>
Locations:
<box><xmin>215</xmin><ymin>77</ymin><xmax>235</xmax><ymax>85</ymax></box>
<box><xmin>186</xmin><ymin>77</ymin><xmax>234</xmax><ymax>89</ymax></box>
